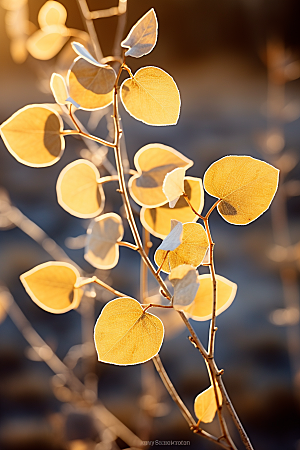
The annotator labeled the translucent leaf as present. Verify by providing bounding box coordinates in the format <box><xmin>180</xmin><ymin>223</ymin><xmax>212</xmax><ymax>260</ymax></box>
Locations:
<box><xmin>20</xmin><ymin>262</ymin><xmax>81</xmax><ymax>314</ymax></box>
<box><xmin>120</xmin><ymin>66</ymin><xmax>181</xmax><ymax>126</ymax></box>
<box><xmin>94</xmin><ymin>297</ymin><xmax>164</xmax><ymax>365</ymax></box>
<box><xmin>121</xmin><ymin>8</ymin><xmax>158</xmax><ymax>58</ymax></box>
<box><xmin>68</xmin><ymin>57</ymin><xmax>115</xmax><ymax>110</ymax></box>
<box><xmin>71</xmin><ymin>41</ymin><xmax>105</xmax><ymax>67</ymax></box>
<box><xmin>156</xmin><ymin>220</ymin><xmax>183</xmax><ymax>252</ymax></box>
<box><xmin>204</xmin><ymin>155</ymin><xmax>279</xmax><ymax>225</ymax></box>
<box><xmin>183</xmin><ymin>275</ymin><xmax>237</xmax><ymax>321</ymax></box>
<box><xmin>56</xmin><ymin>159</ymin><xmax>105</xmax><ymax>218</ymax></box>
<box><xmin>129</xmin><ymin>143</ymin><xmax>193</xmax><ymax>208</ymax></box>
<box><xmin>141</xmin><ymin>177</ymin><xmax>204</xmax><ymax>239</ymax></box>
<box><xmin>163</xmin><ymin>167</ymin><xmax>186</xmax><ymax>208</ymax></box>
<box><xmin>169</xmin><ymin>265</ymin><xmax>200</xmax><ymax>309</ymax></box>
<box><xmin>194</xmin><ymin>384</ymin><xmax>222</xmax><ymax>423</ymax></box>
<box><xmin>155</xmin><ymin>222</ymin><xmax>209</xmax><ymax>273</ymax></box>
<box><xmin>50</xmin><ymin>73</ymin><xmax>68</xmax><ymax>105</ymax></box>
<box><xmin>0</xmin><ymin>105</ymin><xmax>65</xmax><ymax>167</ymax></box>
<box><xmin>38</xmin><ymin>1</ymin><xmax>67</xmax><ymax>28</ymax></box>
<box><xmin>27</xmin><ymin>25</ymin><xmax>69</xmax><ymax>60</ymax></box>
<box><xmin>84</xmin><ymin>213</ymin><xmax>124</xmax><ymax>269</ymax></box>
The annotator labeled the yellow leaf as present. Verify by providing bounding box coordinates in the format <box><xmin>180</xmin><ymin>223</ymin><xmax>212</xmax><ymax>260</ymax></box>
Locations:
<box><xmin>38</xmin><ymin>1</ymin><xmax>67</xmax><ymax>28</ymax></box>
<box><xmin>183</xmin><ymin>274</ymin><xmax>237</xmax><ymax>321</ymax></box>
<box><xmin>204</xmin><ymin>155</ymin><xmax>279</xmax><ymax>225</ymax></box>
<box><xmin>141</xmin><ymin>177</ymin><xmax>204</xmax><ymax>239</ymax></box>
<box><xmin>163</xmin><ymin>167</ymin><xmax>186</xmax><ymax>207</ymax></box>
<box><xmin>26</xmin><ymin>24</ymin><xmax>69</xmax><ymax>60</ymax></box>
<box><xmin>50</xmin><ymin>73</ymin><xmax>68</xmax><ymax>105</ymax></box>
<box><xmin>169</xmin><ymin>265</ymin><xmax>200</xmax><ymax>309</ymax></box>
<box><xmin>155</xmin><ymin>222</ymin><xmax>209</xmax><ymax>273</ymax></box>
<box><xmin>120</xmin><ymin>66</ymin><xmax>181</xmax><ymax>126</ymax></box>
<box><xmin>20</xmin><ymin>262</ymin><xmax>81</xmax><ymax>314</ymax></box>
<box><xmin>129</xmin><ymin>143</ymin><xmax>193</xmax><ymax>208</ymax></box>
<box><xmin>56</xmin><ymin>159</ymin><xmax>105</xmax><ymax>218</ymax></box>
<box><xmin>121</xmin><ymin>8</ymin><xmax>158</xmax><ymax>58</ymax></box>
<box><xmin>0</xmin><ymin>105</ymin><xmax>65</xmax><ymax>167</ymax></box>
<box><xmin>94</xmin><ymin>297</ymin><xmax>164</xmax><ymax>365</ymax></box>
<box><xmin>84</xmin><ymin>213</ymin><xmax>124</xmax><ymax>269</ymax></box>
<box><xmin>4</xmin><ymin>4</ymin><xmax>29</xmax><ymax>64</ymax></box>
<box><xmin>71</xmin><ymin>41</ymin><xmax>105</xmax><ymax>67</ymax></box>
<box><xmin>68</xmin><ymin>57</ymin><xmax>115</xmax><ymax>110</ymax></box>
<box><xmin>194</xmin><ymin>384</ymin><xmax>222</xmax><ymax>423</ymax></box>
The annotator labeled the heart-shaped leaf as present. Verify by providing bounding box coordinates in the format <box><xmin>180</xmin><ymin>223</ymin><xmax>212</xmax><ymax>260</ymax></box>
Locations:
<box><xmin>38</xmin><ymin>1</ymin><xmax>67</xmax><ymax>28</ymax></box>
<box><xmin>121</xmin><ymin>8</ymin><xmax>158</xmax><ymax>58</ymax></box>
<box><xmin>194</xmin><ymin>384</ymin><xmax>222</xmax><ymax>423</ymax></box>
<box><xmin>169</xmin><ymin>265</ymin><xmax>200</xmax><ymax>310</ymax></box>
<box><xmin>26</xmin><ymin>24</ymin><xmax>69</xmax><ymax>60</ymax></box>
<box><xmin>163</xmin><ymin>167</ymin><xmax>186</xmax><ymax>208</ymax></box>
<box><xmin>94</xmin><ymin>297</ymin><xmax>164</xmax><ymax>365</ymax></box>
<box><xmin>84</xmin><ymin>213</ymin><xmax>124</xmax><ymax>269</ymax></box>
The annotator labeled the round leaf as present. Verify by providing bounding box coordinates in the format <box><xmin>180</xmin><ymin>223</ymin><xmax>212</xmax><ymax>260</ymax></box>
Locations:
<box><xmin>26</xmin><ymin>25</ymin><xmax>69</xmax><ymax>60</ymax></box>
<box><xmin>94</xmin><ymin>297</ymin><xmax>164</xmax><ymax>365</ymax></box>
<box><xmin>68</xmin><ymin>57</ymin><xmax>115</xmax><ymax>110</ymax></box>
<box><xmin>121</xmin><ymin>8</ymin><xmax>158</xmax><ymax>58</ymax></box>
<box><xmin>50</xmin><ymin>73</ymin><xmax>69</xmax><ymax>105</ymax></box>
<box><xmin>204</xmin><ymin>155</ymin><xmax>279</xmax><ymax>225</ymax></box>
<box><xmin>38</xmin><ymin>1</ymin><xmax>67</xmax><ymax>28</ymax></box>
<box><xmin>20</xmin><ymin>262</ymin><xmax>81</xmax><ymax>314</ymax></box>
<box><xmin>129</xmin><ymin>143</ymin><xmax>193</xmax><ymax>208</ymax></box>
<box><xmin>194</xmin><ymin>384</ymin><xmax>222</xmax><ymax>423</ymax></box>
<box><xmin>183</xmin><ymin>274</ymin><xmax>237</xmax><ymax>321</ymax></box>
<box><xmin>163</xmin><ymin>167</ymin><xmax>186</xmax><ymax>208</ymax></box>
<box><xmin>155</xmin><ymin>222</ymin><xmax>209</xmax><ymax>273</ymax></box>
<box><xmin>56</xmin><ymin>159</ymin><xmax>105</xmax><ymax>218</ymax></box>
<box><xmin>141</xmin><ymin>177</ymin><xmax>204</xmax><ymax>239</ymax></box>
<box><xmin>84</xmin><ymin>213</ymin><xmax>124</xmax><ymax>269</ymax></box>
<box><xmin>169</xmin><ymin>265</ymin><xmax>200</xmax><ymax>310</ymax></box>
<box><xmin>120</xmin><ymin>66</ymin><xmax>181</xmax><ymax>126</ymax></box>
<box><xmin>0</xmin><ymin>105</ymin><xmax>65</xmax><ymax>167</ymax></box>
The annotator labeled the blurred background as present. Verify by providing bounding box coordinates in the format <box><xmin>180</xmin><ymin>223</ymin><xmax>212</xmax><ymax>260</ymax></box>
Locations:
<box><xmin>1</xmin><ymin>0</ymin><xmax>300</xmax><ymax>449</ymax></box>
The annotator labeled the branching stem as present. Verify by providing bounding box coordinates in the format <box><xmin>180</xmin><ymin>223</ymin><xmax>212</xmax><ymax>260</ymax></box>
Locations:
<box><xmin>74</xmin><ymin>276</ymin><xmax>127</xmax><ymax>298</ymax></box>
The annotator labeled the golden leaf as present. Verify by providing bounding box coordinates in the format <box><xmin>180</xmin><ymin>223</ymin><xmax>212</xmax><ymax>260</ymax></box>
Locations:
<box><xmin>71</xmin><ymin>41</ymin><xmax>105</xmax><ymax>67</ymax></box>
<box><xmin>169</xmin><ymin>265</ymin><xmax>200</xmax><ymax>309</ymax></box>
<box><xmin>56</xmin><ymin>159</ymin><xmax>105</xmax><ymax>218</ymax></box>
<box><xmin>141</xmin><ymin>177</ymin><xmax>204</xmax><ymax>239</ymax></box>
<box><xmin>20</xmin><ymin>262</ymin><xmax>81</xmax><ymax>314</ymax></box>
<box><xmin>26</xmin><ymin>24</ymin><xmax>69</xmax><ymax>60</ymax></box>
<box><xmin>68</xmin><ymin>57</ymin><xmax>115</xmax><ymax>110</ymax></box>
<box><xmin>94</xmin><ymin>297</ymin><xmax>164</xmax><ymax>365</ymax></box>
<box><xmin>0</xmin><ymin>105</ymin><xmax>65</xmax><ymax>167</ymax></box>
<box><xmin>50</xmin><ymin>73</ymin><xmax>68</xmax><ymax>105</ymax></box>
<box><xmin>38</xmin><ymin>1</ymin><xmax>67</xmax><ymax>28</ymax></box>
<box><xmin>84</xmin><ymin>213</ymin><xmax>124</xmax><ymax>269</ymax></box>
<box><xmin>155</xmin><ymin>222</ymin><xmax>209</xmax><ymax>273</ymax></box>
<box><xmin>183</xmin><ymin>274</ymin><xmax>237</xmax><ymax>321</ymax></box>
<box><xmin>194</xmin><ymin>384</ymin><xmax>222</xmax><ymax>423</ymax></box>
<box><xmin>4</xmin><ymin>3</ymin><xmax>29</xmax><ymax>64</ymax></box>
<box><xmin>120</xmin><ymin>66</ymin><xmax>181</xmax><ymax>126</ymax></box>
<box><xmin>121</xmin><ymin>8</ymin><xmax>158</xmax><ymax>58</ymax></box>
<box><xmin>129</xmin><ymin>143</ymin><xmax>193</xmax><ymax>208</ymax></box>
<box><xmin>163</xmin><ymin>167</ymin><xmax>186</xmax><ymax>207</ymax></box>
<box><xmin>204</xmin><ymin>155</ymin><xmax>279</xmax><ymax>225</ymax></box>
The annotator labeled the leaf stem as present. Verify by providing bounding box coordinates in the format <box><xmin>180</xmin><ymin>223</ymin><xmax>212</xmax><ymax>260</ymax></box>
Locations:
<box><xmin>74</xmin><ymin>276</ymin><xmax>127</xmax><ymax>298</ymax></box>
<box><xmin>142</xmin><ymin>304</ymin><xmax>173</xmax><ymax>313</ymax></box>
<box><xmin>182</xmin><ymin>192</ymin><xmax>205</xmax><ymax>220</ymax></box>
<box><xmin>156</xmin><ymin>251</ymin><xmax>170</xmax><ymax>275</ymax></box>
<box><xmin>117</xmin><ymin>241</ymin><xmax>139</xmax><ymax>251</ymax></box>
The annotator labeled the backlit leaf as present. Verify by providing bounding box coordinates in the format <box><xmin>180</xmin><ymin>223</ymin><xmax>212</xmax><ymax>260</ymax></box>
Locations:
<box><xmin>141</xmin><ymin>177</ymin><xmax>204</xmax><ymax>239</ymax></box>
<box><xmin>94</xmin><ymin>297</ymin><xmax>164</xmax><ymax>365</ymax></box>
<box><xmin>204</xmin><ymin>155</ymin><xmax>279</xmax><ymax>225</ymax></box>
<box><xmin>194</xmin><ymin>384</ymin><xmax>222</xmax><ymax>423</ymax></box>
<box><xmin>71</xmin><ymin>41</ymin><xmax>105</xmax><ymax>67</ymax></box>
<box><xmin>50</xmin><ymin>73</ymin><xmax>68</xmax><ymax>105</ymax></box>
<box><xmin>155</xmin><ymin>222</ymin><xmax>209</xmax><ymax>273</ymax></box>
<box><xmin>121</xmin><ymin>8</ymin><xmax>158</xmax><ymax>58</ymax></box>
<box><xmin>0</xmin><ymin>105</ymin><xmax>65</xmax><ymax>167</ymax></box>
<box><xmin>169</xmin><ymin>265</ymin><xmax>200</xmax><ymax>309</ymax></box>
<box><xmin>84</xmin><ymin>213</ymin><xmax>124</xmax><ymax>269</ymax></box>
<box><xmin>183</xmin><ymin>274</ymin><xmax>237</xmax><ymax>321</ymax></box>
<box><xmin>156</xmin><ymin>220</ymin><xmax>183</xmax><ymax>252</ymax></box>
<box><xmin>163</xmin><ymin>167</ymin><xmax>186</xmax><ymax>208</ymax></box>
<box><xmin>20</xmin><ymin>261</ymin><xmax>81</xmax><ymax>314</ymax></box>
<box><xmin>56</xmin><ymin>159</ymin><xmax>105</xmax><ymax>218</ymax></box>
<box><xmin>27</xmin><ymin>25</ymin><xmax>69</xmax><ymax>60</ymax></box>
<box><xmin>68</xmin><ymin>57</ymin><xmax>115</xmax><ymax>110</ymax></box>
<box><xmin>120</xmin><ymin>66</ymin><xmax>181</xmax><ymax>126</ymax></box>
<box><xmin>129</xmin><ymin>143</ymin><xmax>193</xmax><ymax>208</ymax></box>
<box><xmin>38</xmin><ymin>1</ymin><xmax>67</xmax><ymax>28</ymax></box>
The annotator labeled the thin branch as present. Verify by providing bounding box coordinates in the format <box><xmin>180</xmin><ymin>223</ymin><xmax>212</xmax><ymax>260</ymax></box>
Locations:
<box><xmin>90</xmin><ymin>0</ymin><xmax>127</xmax><ymax>20</ymax></box>
<box><xmin>75</xmin><ymin>276</ymin><xmax>127</xmax><ymax>298</ymax></box>
<box><xmin>76</xmin><ymin>0</ymin><xmax>103</xmax><ymax>61</ymax></box>
<box><xmin>183</xmin><ymin>193</ymin><xmax>205</xmax><ymax>220</ymax></box>
<box><xmin>117</xmin><ymin>241</ymin><xmax>139</xmax><ymax>251</ymax></box>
